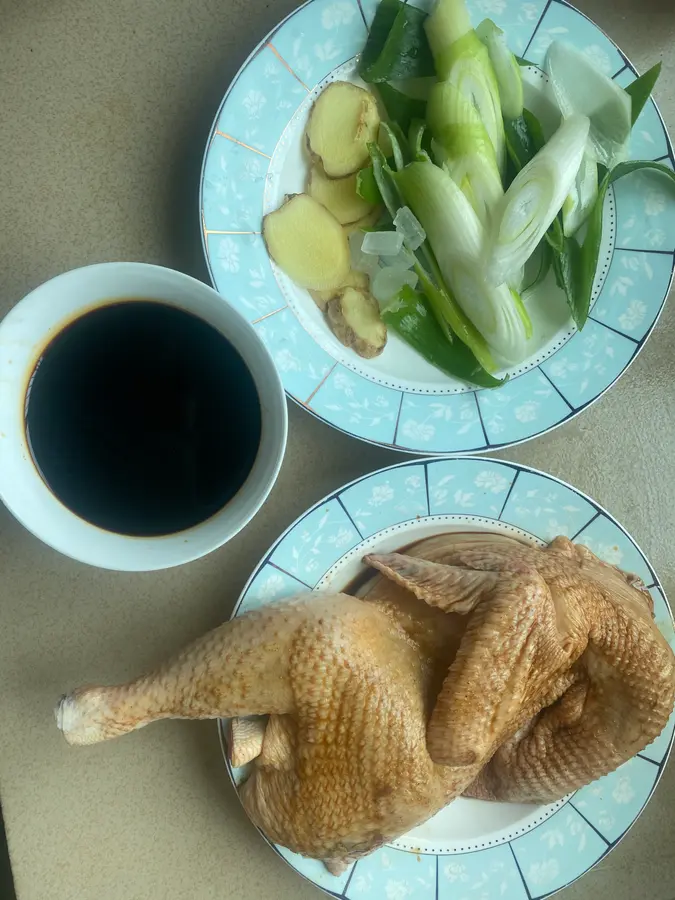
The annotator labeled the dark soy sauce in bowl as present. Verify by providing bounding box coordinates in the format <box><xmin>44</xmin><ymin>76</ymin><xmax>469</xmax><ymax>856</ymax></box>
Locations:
<box><xmin>24</xmin><ymin>300</ymin><xmax>261</xmax><ymax>536</ymax></box>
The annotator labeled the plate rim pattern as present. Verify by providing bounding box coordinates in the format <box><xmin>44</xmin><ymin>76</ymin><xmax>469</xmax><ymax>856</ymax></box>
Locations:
<box><xmin>218</xmin><ymin>454</ymin><xmax>674</xmax><ymax>900</ymax></box>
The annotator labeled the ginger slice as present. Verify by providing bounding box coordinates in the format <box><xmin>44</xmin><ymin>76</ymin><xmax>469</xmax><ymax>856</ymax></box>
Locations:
<box><xmin>309</xmin><ymin>269</ymin><xmax>369</xmax><ymax>311</ymax></box>
<box><xmin>343</xmin><ymin>208</ymin><xmax>382</xmax><ymax>238</ymax></box>
<box><xmin>308</xmin><ymin>165</ymin><xmax>375</xmax><ymax>226</ymax></box>
<box><xmin>326</xmin><ymin>287</ymin><xmax>387</xmax><ymax>359</ymax></box>
<box><xmin>306</xmin><ymin>82</ymin><xmax>380</xmax><ymax>178</ymax></box>
<box><xmin>263</xmin><ymin>194</ymin><xmax>350</xmax><ymax>291</ymax></box>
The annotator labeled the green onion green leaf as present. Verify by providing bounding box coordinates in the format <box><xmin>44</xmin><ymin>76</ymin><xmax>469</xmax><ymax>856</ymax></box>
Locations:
<box><xmin>376</xmin><ymin>82</ymin><xmax>427</xmax><ymax>135</ymax></box>
<box><xmin>356</xmin><ymin>166</ymin><xmax>382</xmax><ymax>205</ymax></box>
<box><xmin>563</xmin><ymin>159</ymin><xmax>675</xmax><ymax>328</ymax></box>
<box><xmin>625</xmin><ymin>62</ymin><xmax>662</xmax><ymax>126</ymax></box>
<box><xmin>359</xmin><ymin>0</ymin><xmax>435</xmax><ymax>83</ymax></box>
<box><xmin>383</xmin><ymin>287</ymin><xmax>505</xmax><ymax>387</ymax></box>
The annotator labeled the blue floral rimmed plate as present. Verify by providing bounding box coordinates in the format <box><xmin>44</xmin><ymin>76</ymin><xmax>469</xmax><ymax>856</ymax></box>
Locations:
<box><xmin>200</xmin><ymin>0</ymin><xmax>674</xmax><ymax>455</ymax></box>
<box><xmin>219</xmin><ymin>456</ymin><xmax>675</xmax><ymax>900</ymax></box>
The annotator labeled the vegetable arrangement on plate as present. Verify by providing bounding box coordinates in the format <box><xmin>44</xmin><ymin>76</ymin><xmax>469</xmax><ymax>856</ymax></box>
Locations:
<box><xmin>263</xmin><ymin>0</ymin><xmax>673</xmax><ymax>388</ymax></box>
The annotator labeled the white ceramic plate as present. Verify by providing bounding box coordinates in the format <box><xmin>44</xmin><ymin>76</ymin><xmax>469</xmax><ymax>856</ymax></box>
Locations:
<box><xmin>200</xmin><ymin>0</ymin><xmax>674</xmax><ymax>455</ymax></box>
<box><xmin>220</xmin><ymin>456</ymin><xmax>674</xmax><ymax>900</ymax></box>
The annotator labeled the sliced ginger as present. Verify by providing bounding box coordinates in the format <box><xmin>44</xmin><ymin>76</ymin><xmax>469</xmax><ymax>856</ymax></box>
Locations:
<box><xmin>308</xmin><ymin>166</ymin><xmax>375</xmax><ymax>226</ymax></box>
<box><xmin>326</xmin><ymin>287</ymin><xmax>387</xmax><ymax>359</ymax></box>
<box><xmin>309</xmin><ymin>269</ymin><xmax>369</xmax><ymax>311</ymax></box>
<box><xmin>343</xmin><ymin>208</ymin><xmax>382</xmax><ymax>238</ymax></box>
<box><xmin>263</xmin><ymin>81</ymin><xmax>385</xmax><ymax>360</ymax></box>
<box><xmin>306</xmin><ymin>82</ymin><xmax>380</xmax><ymax>178</ymax></box>
<box><xmin>263</xmin><ymin>194</ymin><xmax>350</xmax><ymax>291</ymax></box>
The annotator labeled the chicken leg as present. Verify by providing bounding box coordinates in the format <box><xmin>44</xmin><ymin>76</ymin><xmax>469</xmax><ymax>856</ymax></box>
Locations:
<box><xmin>56</xmin><ymin>592</ymin><xmax>483</xmax><ymax>863</ymax></box>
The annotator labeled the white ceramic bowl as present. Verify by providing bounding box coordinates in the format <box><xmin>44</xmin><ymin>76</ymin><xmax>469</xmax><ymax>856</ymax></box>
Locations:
<box><xmin>0</xmin><ymin>262</ymin><xmax>288</xmax><ymax>570</ymax></box>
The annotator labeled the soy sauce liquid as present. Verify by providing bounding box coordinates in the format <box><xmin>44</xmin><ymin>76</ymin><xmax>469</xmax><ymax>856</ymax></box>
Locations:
<box><xmin>25</xmin><ymin>301</ymin><xmax>261</xmax><ymax>536</ymax></box>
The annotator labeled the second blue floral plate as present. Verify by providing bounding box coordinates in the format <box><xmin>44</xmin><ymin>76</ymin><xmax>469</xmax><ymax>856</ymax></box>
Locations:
<box><xmin>221</xmin><ymin>456</ymin><xmax>674</xmax><ymax>900</ymax></box>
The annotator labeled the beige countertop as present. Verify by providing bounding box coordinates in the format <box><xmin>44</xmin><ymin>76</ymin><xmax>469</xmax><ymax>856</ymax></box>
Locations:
<box><xmin>1</xmin><ymin>0</ymin><xmax>675</xmax><ymax>898</ymax></box>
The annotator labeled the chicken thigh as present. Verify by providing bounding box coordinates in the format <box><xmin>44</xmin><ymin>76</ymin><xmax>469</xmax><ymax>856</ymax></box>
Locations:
<box><xmin>56</xmin><ymin>533</ymin><xmax>675</xmax><ymax>870</ymax></box>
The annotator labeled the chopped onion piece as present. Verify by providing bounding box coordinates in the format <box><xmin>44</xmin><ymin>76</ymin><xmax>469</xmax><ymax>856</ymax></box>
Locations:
<box><xmin>487</xmin><ymin>114</ymin><xmax>590</xmax><ymax>286</ymax></box>
<box><xmin>521</xmin><ymin>67</ymin><xmax>562</xmax><ymax>141</ymax></box>
<box><xmin>372</xmin><ymin>267</ymin><xmax>419</xmax><ymax>303</ymax></box>
<box><xmin>394</xmin><ymin>206</ymin><xmax>427</xmax><ymax>250</ymax></box>
<box><xmin>425</xmin><ymin>0</ymin><xmax>506</xmax><ymax>175</ymax></box>
<box><xmin>394</xmin><ymin>161</ymin><xmax>531</xmax><ymax>363</ymax></box>
<box><xmin>475</xmin><ymin>19</ymin><xmax>523</xmax><ymax>121</ymax></box>
<box><xmin>507</xmin><ymin>265</ymin><xmax>525</xmax><ymax>291</ymax></box>
<box><xmin>426</xmin><ymin>79</ymin><xmax>504</xmax><ymax>224</ymax></box>
<box><xmin>349</xmin><ymin>231</ymin><xmax>381</xmax><ymax>277</ymax></box>
<box><xmin>546</xmin><ymin>41</ymin><xmax>631</xmax><ymax>169</ymax></box>
<box><xmin>563</xmin><ymin>154</ymin><xmax>598</xmax><ymax>236</ymax></box>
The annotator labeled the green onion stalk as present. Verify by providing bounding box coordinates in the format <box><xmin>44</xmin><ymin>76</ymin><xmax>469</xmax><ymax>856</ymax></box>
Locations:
<box><xmin>424</xmin><ymin>0</ymin><xmax>506</xmax><ymax>225</ymax></box>
<box><xmin>394</xmin><ymin>159</ymin><xmax>532</xmax><ymax>364</ymax></box>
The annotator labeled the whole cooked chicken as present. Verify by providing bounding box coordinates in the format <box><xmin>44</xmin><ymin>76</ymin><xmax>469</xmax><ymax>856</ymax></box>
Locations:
<box><xmin>56</xmin><ymin>533</ymin><xmax>675</xmax><ymax>873</ymax></box>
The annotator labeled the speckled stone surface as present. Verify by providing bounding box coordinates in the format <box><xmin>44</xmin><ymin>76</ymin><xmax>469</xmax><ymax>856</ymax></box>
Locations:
<box><xmin>0</xmin><ymin>1</ymin><xmax>674</xmax><ymax>898</ymax></box>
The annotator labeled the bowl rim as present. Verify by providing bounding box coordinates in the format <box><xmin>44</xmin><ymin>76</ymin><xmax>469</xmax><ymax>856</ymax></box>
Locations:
<box><xmin>0</xmin><ymin>261</ymin><xmax>288</xmax><ymax>571</ymax></box>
